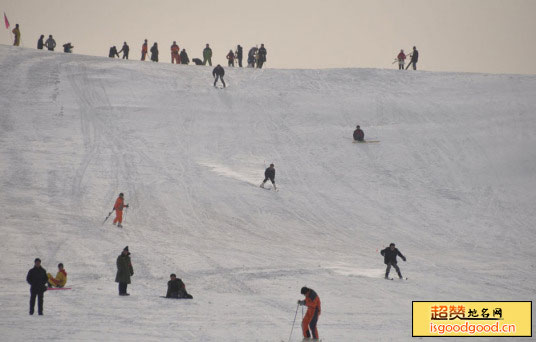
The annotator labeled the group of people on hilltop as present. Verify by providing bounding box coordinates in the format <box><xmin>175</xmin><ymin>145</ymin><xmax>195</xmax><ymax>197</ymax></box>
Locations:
<box><xmin>396</xmin><ymin>46</ymin><xmax>419</xmax><ymax>70</ymax></box>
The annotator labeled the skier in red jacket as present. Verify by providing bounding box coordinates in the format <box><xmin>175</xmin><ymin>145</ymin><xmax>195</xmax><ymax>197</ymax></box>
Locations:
<box><xmin>298</xmin><ymin>286</ymin><xmax>321</xmax><ymax>340</ymax></box>
<box><xmin>397</xmin><ymin>49</ymin><xmax>406</xmax><ymax>70</ymax></box>
<box><xmin>113</xmin><ymin>193</ymin><xmax>129</xmax><ymax>228</ymax></box>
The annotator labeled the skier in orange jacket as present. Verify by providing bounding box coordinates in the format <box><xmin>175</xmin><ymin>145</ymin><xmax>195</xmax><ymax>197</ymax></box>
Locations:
<box><xmin>141</xmin><ymin>39</ymin><xmax>148</xmax><ymax>61</ymax></box>
<box><xmin>113</xmin><ymin>193</ymin><xmax>129</xmax><ymax>228</ymax></box>
<box><xmin>298</xmin><ymin>286</ymin><xmax>321</xmax><ymax>340</ymax></box>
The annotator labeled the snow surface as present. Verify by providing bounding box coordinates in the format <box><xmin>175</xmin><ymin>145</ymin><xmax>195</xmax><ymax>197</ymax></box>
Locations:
<box><xmin>1</xmin><ymin>45</ymin><xmax>535</xmax><ymax>341</ymax></box>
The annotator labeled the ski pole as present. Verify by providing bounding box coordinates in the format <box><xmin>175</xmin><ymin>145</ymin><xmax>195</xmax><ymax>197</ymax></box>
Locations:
<box><xmin>123</xmin><ymin>207</ymin><xmax>127</xmax><ymax>224</ymax></box>
<box><xmin>288</xmin><ymin>303</ymin><xmax>300</xmax><ymax>342</ymax></box>
<box><xmin>102</xmin><ymin>210</ymin><xmax>114</xmax><ymax>225</ymax></box>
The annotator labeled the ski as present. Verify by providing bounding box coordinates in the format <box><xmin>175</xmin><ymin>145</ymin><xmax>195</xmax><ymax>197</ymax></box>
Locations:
<box><xmin>353</xmin><ymin>140</ymin><xmax>380</xmax><ymax>143</ymax></box>
<box><xmin>47</xmin><ymin>287</ymin><xmax>72</xmax><ymax>291</ymax></box>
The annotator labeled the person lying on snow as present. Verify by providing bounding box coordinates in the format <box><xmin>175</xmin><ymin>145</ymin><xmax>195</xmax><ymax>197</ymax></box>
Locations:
<box><xmin>166</xmin><ymin>273</ymin><xmax>193</xmax><ymax>299</ymax></box>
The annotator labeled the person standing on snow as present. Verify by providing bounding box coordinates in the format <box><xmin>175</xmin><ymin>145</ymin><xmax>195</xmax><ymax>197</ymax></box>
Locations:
<box><xmin>212</xmin><ymin>64</ymin><xmax>226</xmax><ymax>88</ymax></box>
<box><xmin>37</xmin><ymin>35</ymin><xmax>45</xmax><ymax>49</ymax></box>
<box><xmin>236</xmin><ymin>45</ymin><xmax>243</xmax><ymax>67</ymax></box>
<box><xmin>141</xmin><ymin>39</ymin><xmax>149</xmax><ymax>61</ymax></box>
<box><xmin>380</xmin><ymin>243</ymin><xmax>406</xmax><ymax>279</ymax></box>
<box><xmin>150</xmin><ymin>42</ymin><xmax>159</xmax><ymax>62</ymax></box>
<box><xmin>47</xmin><ymin>263</ymin><xmax>67</xmax><ymax>288</ymax></box>
<box><xmin>166</xmin><ymin>273</ymin><xmax>193</xmax><ymax>299</ymax></box>
<box><xmin>118</xmin><ymin>42</ymin><xmax>129</xmax><ymax>59</ymax></box>
<box><xmin>203</xmin><ymin>43</ymin><xmax>213</xmax><ymax>66</ymax></box>
<box><xmin>112</xmin><ymin>193</ymin><xmax>129</xmax><ymax>228</ymax></box>
<box><xmin>115</xmin><ymin>246</ymin><xmax>134</xmax><ymax>296</ymax></box>
<box><xmin>298</xmin><ymin>286</ymin><xmax>321</xmax><ymax>340</ymax></box>
<box><xmin>226</xmin><ymin>49</ymin><xmax>235</xmax><ymax>67</ymax></box>
<box><xmin>171</xmin><ymin>41</ymin><xmax>180</xmax><ymax>64</ymax></box>
<box><xmin>45</xmin><ymin>35</ymin><xmax>56</xmax><ymax>51</ymax></box>
<box><xmin>406</xmin><ymin>46</ymin><xmax>419</xmax><ymax>70</ymax></box>
<box><xmin>26</xmin><ymin>258</ymin><xmax>48</xmax><ymax>315</ymax></box>
<box><xmin>247</xmin><ymin>46</ymin><xmax>258</xmax><ymax>68</ymax></box>
<box><xmin>397</xmin><ymin>49</ymin><xmax>406</xmax><ymax>70</ymax></box>
<box><xmin>257</xmin><ymin>44</ymin><xmax>267</xmax><ymax>68</ymax></box>
<box><xmin>12</xmin><ymin>24</ymin><xmax>21</xmax><ymax>46</ymax></box>
<box><xmin>180</xmin><ymin>49</ymin><xmax>190</xmax><ymax>65</ymax></box>
<box><xmin>353</xmin><ymin>125</ymin><xmax>365</xmax><ymax>142</ymax></box>
<box><xmin>260</xmin><ymin>163</ymin><xmax>276</xmax><ymax>190</ymax></box>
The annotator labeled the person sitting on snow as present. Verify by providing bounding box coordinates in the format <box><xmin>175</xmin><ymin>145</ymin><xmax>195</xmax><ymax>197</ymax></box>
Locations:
<box><xmin>353</xmin><ymin>125</ymin><xmax>364</xmax><ymax>142</ymax></box>
<box><xmin>47</xmin><ymin>263</ymin><xmax>67</xmax><ymax>288</ymax></box>
<box><xmin>166</xmin><ymin>273</ymin><xmax>193</xmax><ymax>299</ymax></box>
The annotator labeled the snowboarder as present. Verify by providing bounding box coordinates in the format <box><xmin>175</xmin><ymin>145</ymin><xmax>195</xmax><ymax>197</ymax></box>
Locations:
<box><xmin>260</xmin><ymin>163</ymin><xmax>276</xmax><ymax>190</ymax></box>
<box><xmin>150</xmin><ymin>42</ymin><xmax>159</xmax><ymax>62</ymax></box>
<box><xmin>112</xmin><ymin>193</ymin><xmax>129</xmax><ymax>228</ymax></box>
<box><xmin>166</xmin><ymin>273</ymin><xmax>193</xmax><ymax>299</ymax></box>
<box><xmin>247</xmin><ymin>47</ymin><xmax>258</xmax><ymax>68</ymax></box>
<box><xmin>63</xmin><ymin>42</ymin><xmax>74</xmax><ymax>53</ymax></box>
<box><xmin>192</xmin><ymin>58</ymin><xmax>203</xmax><ymax>65</ymax></box>
<box><xmin>298</xmin><ymin>286</ymin><xmax>321</xmax><ymax>340</ymax></box>
<box><xmin>180</xmin><ymin>49</ymin><xmax>189</xmax><ymax>65</ymax></box>
<box><xmin>203</xmin><ymin>43</ymin><xmax>213</xmax><ymax>66</ymax></box>
<box><xmin>109</xmin><ymin>46</ymin><xmax>119</xmax><ymax>58</ymax></box>
<box><xmin>397</xmin><ymin>49</ymin><xmax>406</xmax><ymax>70</ymax></box>
<box><xmin>170</xmin><ymin>41</ymin><xmax>180</xmax><ymax>64</ymax></box>
<box><xmin>118</xmin><ymin>42</ymin><xmax>129</xmax><ymax>59</ymax></box>
<box><xmin>257</xmin><ymin>44</ymin><xmax>267</xmax><ymax>68</ymax></box>
<box><xmin>26</xmin><ymin>258</ymin><xmax>48</xmax><ymax>315</ymax></box>
<box><xmin>12</xmin><ymin>24</ymin><xmax>21</xmax><ymax>46</ymax></box>
<box><xmin>353</xmin><ymin>125</ymin><xmax>365</xmax><ymax>142</ymax></box>
<box><xmin>213</xmin><ymin>64</ymin><xmax>226</xmax><ymax>88</ymax></box>
<box><xmin>45</xmin><ymin>35</ymin><xmax>56</xmax><ymax>51</ymax></box>
<box><xmin>37</xmin><ymin>35</ymin><xmax>45</xmax><ymax>50</ymax></box>
<box><xmin>226</xmin><ymin>49</ymin><xmax>235</xmax><ymax>67</ymax></box>
<box><xmin>236</xmin><ymin>45</ymin><xmax>243</xmax><ymax>67</ymax></box>
<box><xmin>47</xmin><ymin>263</ymin><xmax>67</xmax><ymax>288</ymax></box>
<box><xmin>115</xmin><ymin>246</ymin><xmax>134</xmax><ymax>296</ymax></box>
<box><xmin>406</xmin><ymin>46</ymin><xmax>419</xmax><ymax>70</ymax></box>
<box><xmin>141</xmin><ymin>39</ymin><xmax>148</xmax><ymax>61</ymax></box>
<box><xmin>380</xmin><ymin>243</ymin><xmax>406</xmax><ymax>279</ymax></box>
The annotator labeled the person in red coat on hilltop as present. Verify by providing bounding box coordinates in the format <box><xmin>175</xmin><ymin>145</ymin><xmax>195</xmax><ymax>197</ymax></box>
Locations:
<box><xmin>112</xmin><ymin>193</ymin><xmax>129</xmax><ymax>228</ymax></box>
<box><xmin>397</xmin><ymin>49</ymin><xmax>406</xmax><ymax>70</ymax></box>
<box><xmin>298</xmin><ymin>286</ymin><xmax>321</xmax><ymax>340</ymax></box>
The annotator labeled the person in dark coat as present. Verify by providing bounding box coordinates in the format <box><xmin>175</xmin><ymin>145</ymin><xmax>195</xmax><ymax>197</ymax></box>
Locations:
<box><xmin>380</xmin><ymin>243</ymin><xmax>406</xmax><ymax>279</ymax></box>
<box><xmin>119</xmin><ymin>42</ymin><xmax>129</xmax><ymax>59</ymax></box>
<box><xmin>37</xmin><ymin>35</ymin><xmax>45</xmax><ymax>50</ymax></box>
<box><xmin>192</xmin><ymin>58</ymin><xmax>203</xmax><ymax>65</ymax></box>
<box><xmin>45</xmin><ymin>35</ymin><xmax>56</xmax><ymax>51</ymax></box>
<box><xmin>166</xmin><ymin>273</ymin><xmax>193</xmax><ymax>299</ymax></box>
<box><xmin>257</xmin><ymin>44</ymin><xmax>267</xmax><ymax>68</ymax></box>
<box><xmin>236</xmin><ymin>45</ymin><xmax>243</xmax><ymax>67</ymax></box>
<box><xmin>260</xmin><ymin>163</ymin><xmax>276</xmax><ymax>189</ymax></box>
<box><xmin>150</xmin><ymin>43</ymin><xmax>159</xmax><ymax>62</ymax></box>
<box><xmin>115</xmin><ymin>246</ymin><xmax>134</xmax><ymax>295</ymax></box>
<box><xmin>63</xmin><ymin>43</ymin><xmax>74</xmax><ymax>53</ymax></box>
<box><xmin>247</xmin><ymin>47</ymin><xmax>258</xmax><ymax>68</ymax></box>
<box><xmin>353</xmin><ymin>125</ymin><xmax>364</xmax><ymax>142</ymax></box>
<box><xmin>203</xmin><ymin>43</ymin><xmax>212</xmax><ymax>66</ymax></box>
<box><xmin>212</xmin><ymin>64</ymin><xmax>226</xmax><ymax>88</ymax></box>
<box><xmin>180</xmin><ymin>49</ymin><xmax>190</xmax><ymax>65</ymax></box>
<box><xmin>109</xmin><ymin>46</ymin><xmax>119</xmax><ymax>58</ymax></box>
<box><xmin>26</xmin><ymin>258</ymin><xmax>48</xmax><ymax>315</ymax></box>
<box><xmin>226</xmin><ymin>50</ymin><xmax>235</xmax><ymax>67</ymax></box>
<box><xmin>406</xmin><ymin>46</ymin><xmax>419</xmax><ymax>70</ymax></box>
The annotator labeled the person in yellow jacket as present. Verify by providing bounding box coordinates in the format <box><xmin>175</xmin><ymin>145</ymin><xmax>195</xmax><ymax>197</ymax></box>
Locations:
<box><xmin>47</xmin><ymin>263</ymin><xmax>67</xmax><ymax>288</ymax></box>
<box><xmin>12</xmin><ymin>24</ymin><xmax>21</xmax><ymax>46</ymax></box>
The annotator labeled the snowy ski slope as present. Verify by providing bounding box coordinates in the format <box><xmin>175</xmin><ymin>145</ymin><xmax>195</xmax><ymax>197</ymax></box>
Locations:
<box><xmin>1</xmin><ymin>45</ymin><xmax>535</xmax><ymax>341</ymax></box>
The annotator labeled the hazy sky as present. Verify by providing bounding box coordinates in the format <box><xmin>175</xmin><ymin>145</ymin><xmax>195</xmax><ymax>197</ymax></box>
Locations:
<box><xmin>2</xmin><ymin>0</ymin><xmax>535</xmax><ymax>74</ymax></box>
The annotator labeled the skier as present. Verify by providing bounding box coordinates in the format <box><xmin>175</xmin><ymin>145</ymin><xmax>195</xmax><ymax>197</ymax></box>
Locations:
<box><xmin>298</xmin><ymin>286</ymin><xmax>321</xmax><ymax>340</ymax></box>
<box><xmin>226</xmin><ymin>49</ymin><xmax>235</xmax><ymax>67</ymax></box>
<box><xmin>112</xmin><ymin>192</ymin><xmax>129</xmax><ymax>228</ymax></box>
<box><xmin>180</xmin><ymin>49</ymin><xmax>190</xmax><ymax>65</ymax></box>
<box><xmin>63</xmin><ymin>42</ymin><xmax>74</xmax><ymax>53</ymax></box>
<box><xmin>380</xmin><ymin>243</ymin><xmax>406</xmax><ymax>279</ymax></box>
<box><xmin>170</xmin><ymin>41</ymin><xmax>180</xmax><ymax>64</ymax></box>
<box><xmin>257</xmin><ymin>44</ymin><xmax>267</xmax><ymax>68</ymax></box>
<box><xmin>397</xmin><ymin>49</ymin><xmax>406</xmax><ymax>70</ymax></box>
<box><xmin>37</xmin><ymin>35</ymin><xmax>45</xmax><ymax>50</ymax></box>
<box><xmin>203</xmin><ymin>43</ymin><xmax>213</xmax><ymax>66</ymax></box>
<box><xmin>115</xmin><ymin>246</ymin><xmax>134</xmax><ymax>296</ymax></box>
<box><xmin>26</xmin><ymin>258</ymin><xmax>48</xmax><ymax>315</ymax></box>
<box><xmin>118</xmin><ymin>42</ymin><xmax>129</xmax><ymax>59</ymax></box>
<box><xmin>247</xmin><ymin>47</ymin><xmax>258</xmax><ymax>68</ymax></box>
<box><xmin>353</xmin><ymin>125</ymin><xmax>365</xmax><ymax>142</ymax></box>
<box><xmin>260</xmin><ymin>163</ymin><xmax>276</xmax><ymax>190</ymax></box>
<box><xmin>47</xmin><ymin>263</ymin><xmax>67</xmax><ymax>288</ymax></box>
<box><xmin>12</xmin><ymin>24</ymin><xmax>21</xmax><ymax>46</ymax></box>
<box><xmin>236</xmin><ymin>45</ymin><xmax>243</xmax><ymax>67</ymax></box>
<box><xmin>166</xmin><ymin>273</ymin><xmax>193</xmax><ymax>299</ymax></box>
<box><xmin>109</xmin><ymin>46</ymin><xmax>119</xmax><ymax>58</ymax></box>
<box><xmin>406</xmin><ymin>46</ymin><xmax>419</xmax><ymax>70</ymax></box>
<box><xmin>150</xmin><ymin>42</ymin><xmax>159</xmax><ymax>62</ymax></box>
<box><xmin>45</xmin><ymin>35</ymin><xmax>56</xmax><ymax>51</ymax></box>
<box><xmin>141</xmin><ymin>39</ymin><xmax>148</xmax><ymax>61</ymax></box>
<box><xmin>212</xmin><ymin>64</ymin><xmax>226</xmax><ymax>88</ymax></box>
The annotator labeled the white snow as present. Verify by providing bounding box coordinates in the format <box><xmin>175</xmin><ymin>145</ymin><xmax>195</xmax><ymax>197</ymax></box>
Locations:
<box><xmin>1</xmin><ymin>45</ymin><xmax>535</xmax><ymax>341</ymax></box>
